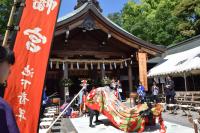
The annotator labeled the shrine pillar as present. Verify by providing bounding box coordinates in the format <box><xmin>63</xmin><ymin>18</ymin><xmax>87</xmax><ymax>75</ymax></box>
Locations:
<box><xmin>128</xmin><ymin>64</ymin><xmax>133</xmax><ymax>93</ymax></box>
<box><xmin>137</xmin><ymin>51</ymin><xmax>148</xmax><ymax>91</ymax></box>
<box><xmin>63</xmin><ymin>62</ymin><xmax>69</xmax><ymax>102</ymax></box>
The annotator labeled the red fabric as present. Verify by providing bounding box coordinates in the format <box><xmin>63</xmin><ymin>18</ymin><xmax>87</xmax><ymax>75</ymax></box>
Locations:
<box><xmin>4</xmin><ymin>1</ymin><xmax>60</xmax><ymax>133</ymax></box>
<box><xmin>85</xmin><ymin>87</ymin><xmax>165</xmax><ymax>132</ymax></box>
<box><xmin>114</xmin><ymin>90</ymin><xmax>119</xmax><ymax>99</ymax></box>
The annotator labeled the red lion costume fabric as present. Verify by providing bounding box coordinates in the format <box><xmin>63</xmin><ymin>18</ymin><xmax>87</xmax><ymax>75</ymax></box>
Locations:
<box><xmin>85</xmin><ymin>86</ymin><xmax>166</xmax><ymax>133</ymax></box>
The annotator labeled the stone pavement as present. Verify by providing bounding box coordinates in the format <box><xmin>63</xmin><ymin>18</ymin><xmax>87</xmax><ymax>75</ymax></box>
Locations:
<box><xmin>69</xmin><ymin>115</ymin><xmax>194</xmax><ymax>133</ymax></box>
<box><xmin>162</xmin><ymin>110</ymin><xmax>199</xmax><ymax>128</ymax></box>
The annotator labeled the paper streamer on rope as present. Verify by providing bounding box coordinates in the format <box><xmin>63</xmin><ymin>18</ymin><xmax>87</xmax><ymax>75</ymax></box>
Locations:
<box><xmin>114</xmin><ymin>62</ymin><xmax>117</xmax><ymax>69</ymax></box>
<box><xmin>110</xmin><ymin>63</ymin><xmax>113</xmax><ymax>70</ymax></box>
<box><xmin>103</xmin><ymin>63</ymin><xmax>105</xmax><ymax>70</ymax></box>
<box><xmin>120</xmin><ymin>62</ymin><xmax>123</xmax><ymax>69</ymax></box>
<box><xmin>56</xmin><ymin>62</ymin><xmax>59</xmax><ymax>69</ymax></box>
<box><xmin>62</xmin><ymin>62</ymin><xmax>65</xmax><ymax>70</ymax></box>
<box><xmin>76</xmin><ymin>62</ymin><xmax>79</xmax><ymax>69</ymax></box>
<box><xmin>85</xmin><ymin>63</ymin><xmax>88</xmax><ymax>70</ymax></box>
<box><xmin>70</xmin><ymin>63</ymin><xmax>73</xmax><ymax>70</ymax></box>
<box><xmin>50</xmin><ymin>58</ymin><xmax>131</xmax><ymax>64</ymax></box>
<box><xmin>50</xmin><ymin>61</ymin><xmax>53</xmax><ymax>69</ymax></box>
<box><xmin>125</xmin><ymin>61</ymin><xmax>127</xmax><ymax>67</ymax></box>
<box><xmin>97</xmin><ymin>62</ymin><xmax>100</xmax><ymax>70</ymax></box>
<box><xmin>91</xmin><ymin>62</ymin><xmax>93</xmax><ymax>70</ymax></box>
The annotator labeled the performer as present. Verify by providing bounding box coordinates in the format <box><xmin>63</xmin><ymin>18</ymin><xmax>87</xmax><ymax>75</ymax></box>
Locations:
<box><xmin>110</xmin><ymin>79</ymin><xmax>119</xmax><ymax>99</ymax></box>
<box><xmin>0</xmin><ymin>46</ymin><xmax>20</xmax><ymax>133</ymax></box>
<box><xmin>88</xmin><ymin>85</ymin><xmax>101</xmax><ymax>128</ymax></box>
<box><xmin>116</xmin><ymin>80</ymin><xmax>122</xmax><ymax>101</ymax></box>
<box><xmin>110</xmin><ymin>78</ymin><xmax>116</xmax><ymax>89</ymax></box>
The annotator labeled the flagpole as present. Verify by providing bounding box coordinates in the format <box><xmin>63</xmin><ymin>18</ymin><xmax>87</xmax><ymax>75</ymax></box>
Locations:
<box><xmin>2</xmin><ymin>0</ymin><xmax>19</xmax><ymax>47</ymax></box>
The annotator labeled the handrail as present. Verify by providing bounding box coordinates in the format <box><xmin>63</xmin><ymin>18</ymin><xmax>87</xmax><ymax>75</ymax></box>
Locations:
<box><xmin>46</xmin><ymin>86</ymin><xmax>86</xmax><ymax>132</ymax></box>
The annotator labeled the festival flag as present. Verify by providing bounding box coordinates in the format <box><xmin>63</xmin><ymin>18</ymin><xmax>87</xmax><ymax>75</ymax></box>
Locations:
<box><xmin>4</xmin><ymin>0</ymin><xmax>61</xmax><ymax>132</ymax></box>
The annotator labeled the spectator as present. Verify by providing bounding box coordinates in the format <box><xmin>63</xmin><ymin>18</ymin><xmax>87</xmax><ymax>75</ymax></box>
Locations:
<box><xmin>151</xmin><ymin>82</ymin><xmax>159</xmax><ymax>103</ymax></box>
<box><xmin>41</xmin><ymin>86</ymin><xmax>49</xmax><ymax>118</ymax></box>
<box><xmin>164</xmin><ymin>76</ymin><xmax>175</xmax><ymax>104</ymax></box>
<box><xmin>137</xmin><ymin>81</ymin><xmax>146</xmax><ymax>103</ymax></box>
<box><xmin>60</xmin><ymin>98</ymin><xmax>72</xmax><ymax>118</ymax></box>
<box><xmin>0</xmin><ymin>46</ymin><xmax>20</xmax><ymax>133</ymax></box>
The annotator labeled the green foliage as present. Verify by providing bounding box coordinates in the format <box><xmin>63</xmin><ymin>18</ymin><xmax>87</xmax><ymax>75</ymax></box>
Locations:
<box><xmin>174</xmin><ymin>0</ymin><xmax>200</xmax><ymax>37</ymax></box>
<box><xmin>108</xmin><ymin>0</ymin><xmax>200</xmax><ymax>46</ymax></box>
<box><xmin>0</xmin><ymin>0</ymin><xmax>12</xmax><ymax>36</ymax></box>
<box><xmin>60</xmin><ymin>78</ymin><xmax>73</xmax><ymax>87</ymax></box>
<box><xmin>101</xmin><ymin>76</ymin><xmax>111</xmax><ymax>86</ymax></box>
<box><xmin>107</xmin><ymin>12</ymin><xmax>123</xmax><ymax>27</ymax></box>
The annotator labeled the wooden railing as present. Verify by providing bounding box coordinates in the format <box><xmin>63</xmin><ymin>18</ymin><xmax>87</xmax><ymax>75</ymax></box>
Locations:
<box><xmin>175</xmin><ymin>91</ymin><xmax>200</xmax><ymax>106</ymax></box>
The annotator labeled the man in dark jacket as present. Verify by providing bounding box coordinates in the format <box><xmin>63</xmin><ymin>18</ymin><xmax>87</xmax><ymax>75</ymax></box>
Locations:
<box><xmin>0</xmin><ymin>46</ymin><xmax>20</xmax><ymax>133</ymax></box>
<box><xmin>88</xmin><ymin>82</ymin><xmax>101</xmax><ymax>128</ymax></box>
<box><xmin>165</xmin><ymin>76</ymin><xmax>175</xmax><ymax>104</ymax></box>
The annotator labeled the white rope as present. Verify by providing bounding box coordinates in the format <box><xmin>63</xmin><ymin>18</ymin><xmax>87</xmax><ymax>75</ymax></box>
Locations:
<box><xmin>50</xmin><ymin>58</ymin><xmax>131</xmax><ymax>64</ymax></box>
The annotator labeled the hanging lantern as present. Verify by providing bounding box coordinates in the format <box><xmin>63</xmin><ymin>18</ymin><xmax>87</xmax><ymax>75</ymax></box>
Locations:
<box><xmin>62</xmin><ymin>62</ymin><xmax>65</xmax><ymax>70</ymax></box>
<box><xmin>114</xmin><ymin>62</ymin><xmax>117</xmax><ymax>69</ymax></box>
<box><xmin>77</xmin><ymin>62</ymin><xmax>79</xmax><ymax>69</ymax></box>
<box><xmin>91</xmin><ymin>62</ymin><xmax>93</xmax><ymax>70</ymax></box>
<box><xmin>70</xmin><ymin>63</ymin><xmax>73</xmax><ymax>70</ymax></box>
<box><xmin>56</xmin><ymin>61</ymin><xmax>59</xmax><ymax>69</ymax></box>
<box><xmin>103</xmin><ymin>62</ymin><xmax>105</xmax><ymax>70</ymax></box>
<box><xmin>50</xmin><ymin>61</ymin><xmax>53</xmax><ymax>69</ymax></box>
<box><xmin>120</xmin><ymin>62</ymin><xmax>123</xmax><ymax>69</ymax></box>
<box><xmin>97</xmin><ymin>62</ymin><xmax>100</xmax><ymax>70</ymax></box>
<box><xmin>125</xmin><ymin>61</ymin><xmax>127</xmax><ymax>67</ymax></box>
<box><xmin>110</xmin><ymin>62</ymin><xmax>113</xmax><ymax>70</ymax></box>
<box><xmin>85</xmin><ymin>63</ymin><xmax>88</xmax><ymax>70</ymax></box>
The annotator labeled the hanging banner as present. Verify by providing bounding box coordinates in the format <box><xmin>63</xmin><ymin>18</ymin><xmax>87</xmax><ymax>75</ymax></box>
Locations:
<box><xmin>4</xmin><ymin>0</ymin><xmax>61</xmax><ymax>132</ymax></box>
<box><xmin>138</xmin><ymin>52</ymin><xmax>148</xmax><ymax>90</ymax></box>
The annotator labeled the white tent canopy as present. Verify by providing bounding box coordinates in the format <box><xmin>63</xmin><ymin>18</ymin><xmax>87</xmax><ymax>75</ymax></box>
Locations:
<box><xmin>148</xmin><ymin>46</ymin><xmax>200</xmax><ymax>77</ymax></box>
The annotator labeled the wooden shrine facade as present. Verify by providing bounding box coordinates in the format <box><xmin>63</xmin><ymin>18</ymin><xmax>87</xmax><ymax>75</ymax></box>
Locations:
<box><xmin>45</xmin><ymin>2</ymin><xmax>164</xmax><ymax>99</ymax></box>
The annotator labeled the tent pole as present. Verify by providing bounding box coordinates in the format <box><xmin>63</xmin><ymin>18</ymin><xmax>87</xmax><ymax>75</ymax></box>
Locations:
<box><xmin>184</xmin><ymin>73</ymin><xmax>187</xmax><ymax>92</ymax></box>
<box><xmin>191</xmin><ymin>74</ymin><xmax>196</xmax><ymax>91</ymax></box>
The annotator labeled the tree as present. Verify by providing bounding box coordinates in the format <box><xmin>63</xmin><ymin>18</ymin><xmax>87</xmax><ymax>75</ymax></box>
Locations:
<box><xmin>174</xmin><ymin>0</ymin><xmax>200</xmax><ymax>37</ymax></box>
<box><xmin>107</xmin><ymin>12</ymin><xmax>123</xmax><ymax>27</ymax></box>
<box><xmin>108</xmin><ymin>0</ymin><xmax>200</xmax><ymax>46</ymax></box>
<box><xmin>0</xmin><ymin>0</ymin><xmax>12</xmax><ymax>36</ymax></box>
<box><xmin>121</xmin><ymin>0</ymin><xmax>184</xmax><ymax>45</ymax></box>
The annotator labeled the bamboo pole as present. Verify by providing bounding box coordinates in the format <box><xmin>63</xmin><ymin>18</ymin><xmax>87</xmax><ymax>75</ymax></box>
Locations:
<box><xmin>2</xmin><ymin>0</ymin><xmax>18</xmax><ymax>47</ymax></box>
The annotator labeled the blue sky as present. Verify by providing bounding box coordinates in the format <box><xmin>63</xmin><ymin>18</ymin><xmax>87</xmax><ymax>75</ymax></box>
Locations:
<box><xmin>58</xmin><ymin>0</ymin><xmax>129</xmax><ymax>18</ymax></box>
